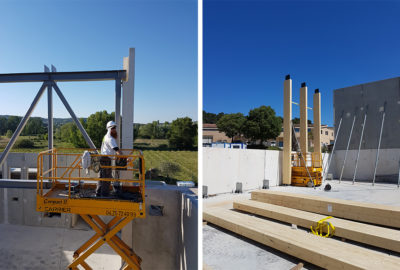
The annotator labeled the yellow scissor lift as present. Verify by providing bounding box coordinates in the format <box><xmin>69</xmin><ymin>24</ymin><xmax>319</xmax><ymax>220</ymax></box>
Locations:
<box><xmin>36</xmin><ymin>148</ymin><xmax>145</xmax><ymax>270</ymax></box>
<box><xmin>291</xmin><ymin>152</ymin><xmax>323</xmax><ymax>187</ymax></box>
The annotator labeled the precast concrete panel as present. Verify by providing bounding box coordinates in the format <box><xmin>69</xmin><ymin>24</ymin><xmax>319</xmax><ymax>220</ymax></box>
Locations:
<box><xmin>334</xmin><ymin>77</ymin><xmax>400</xmax><ymax>150</ymax></box>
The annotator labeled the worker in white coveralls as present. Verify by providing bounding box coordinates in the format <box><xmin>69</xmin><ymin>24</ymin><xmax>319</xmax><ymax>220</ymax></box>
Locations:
<box><xmin>96</xmin><ymin>121</ymin><xmax>122</xmax><ymax>197</ymax></box>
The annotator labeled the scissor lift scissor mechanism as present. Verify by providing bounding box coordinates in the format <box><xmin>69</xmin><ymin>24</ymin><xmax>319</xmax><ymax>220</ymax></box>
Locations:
<box><xmin>36</xmin><ymin>148</ymin><xmax>145</xmax><ymax>270</ymax></box>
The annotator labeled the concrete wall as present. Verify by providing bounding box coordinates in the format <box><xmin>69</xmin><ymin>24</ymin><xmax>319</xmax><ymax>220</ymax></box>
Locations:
<box><xmin>204</xmin><ymin>148</ymin><xmax>332</xmax><ymax>195</ymax></box>
<box><xmin>332</xmin><ymin>77</ymin><xmax>400</xmax><ymax>180</ymax></box>
<box><xmin>203</xmin><ymin>148</ymin><xmax>282</xmax><ymax>195</ymax></box>
<box><xmin>1</xmin><ymin>188</ymin><xmax>71</xmax><ymax>227</ymax></box>
<box><xmin>333</xmin><ymin>77</ymin><xmax>400</xmax><ymax>150</ymax></box>
<box><xmin>1</xmin><ymin>184</ymin><xmax>198</xmax><ymax>270</ymax></box>
<box><xmin>124</xmin><ymin>186</ymin><xmax>198</xmax><ymax>270</ymax></box>
<box><xmin>1</xmin><ymin>152</ymin><xmax>199</xmax><ymax>269</ymax></box>
<box><xmin>329</xmin><ymin>149</ymin><xmax>400</xmax><ymax>181</ymax></box>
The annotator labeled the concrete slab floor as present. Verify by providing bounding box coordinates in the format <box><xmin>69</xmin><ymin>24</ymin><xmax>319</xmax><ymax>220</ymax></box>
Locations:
<box><xmin>0</xmin><ymin>224</ymin><xmax>121</xmax><ymax>270</ymax></box>
<box><xmin>203</xmin><ymin>180</ymin><xmax>400</xmax><ymax>269</ymax></box>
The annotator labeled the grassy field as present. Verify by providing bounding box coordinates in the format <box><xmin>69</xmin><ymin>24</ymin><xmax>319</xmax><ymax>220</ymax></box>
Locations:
<box><xmin>0</xmin><ymin>136</ymin><xmax>198</xmax><ymax>184</ymax></box>
<box><xmin>0</xmin><ymin>135</ymin><xmax>75</xmax><ymax>152</ymax></box>
<box><xmin>143</xmin><ymin>150</ymin><xmax>198</xmax><ymax>183</ymax></box>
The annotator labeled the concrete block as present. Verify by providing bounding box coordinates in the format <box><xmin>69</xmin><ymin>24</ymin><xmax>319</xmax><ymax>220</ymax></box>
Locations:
<box><xmin>262</xmin><ymin>179</ymin><xmax>269</xmax><ymax>189</ymax></box>
<box><xmin>235</xmin><ymin>182</ymin><xmax>243</xmax><ymax>193</ymax></box>
<box><xmin>203</xmin><ymin>185</ymin><xmax>208</xmax><ymax>198</ymax></box>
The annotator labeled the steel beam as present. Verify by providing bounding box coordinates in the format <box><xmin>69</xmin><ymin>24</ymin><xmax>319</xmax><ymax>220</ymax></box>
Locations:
<box><xmin>398</xmin><ymin>159</ymin><xmax>400</xmax><ymax>188</ymax></box>
<box><xmin>324</xmin><ymin>112</ymin><xmax>344</xmax><ymax>181</ymax></box>
<box><xmin>47</xmin><ymin>75</ymin><xmax>53</xmax><ymax>177</ymax></box>
<box><xmin>339</xmin><ymin>111</ymin><xmax>356</xmax><ymax>183</ymax></box>
<box><xmin>372</xmin><ymin>103</ymin><xmax>386</xmax><ymax>186</ymax></box>
<box><xmin>353</xmin><ymin>108</ymin><xmax>367</xmax><ymax>184</ymax></box>
<box><xmin>0</xmin><ymin>82</ymin><xmax>48</xmax><ymax>168</ymax></box>
<box><xmin>52</xmin><ymin>82</ymin><xmax>96</xmax><ymax>149</ymax></box>
<box><xmin>0</xmin><ymin>70</ymin><xmax>126</xmax><ymax>83</ymax></box>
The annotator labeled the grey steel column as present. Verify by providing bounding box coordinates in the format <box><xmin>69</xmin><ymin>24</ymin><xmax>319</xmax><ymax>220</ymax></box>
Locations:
<box><xmin>115</xmin><ymin>79</ymin><xmax>121</xmax><ymax>148</ymax></box>
<box><xmin>353</xmin><ymin>108</ymin><xmax>367</xmax><ymax>184</ymax></box>
<box><xmin>0</xmin><ymin>82</ymin><xmax>48</xmax><ymax>168</ymax></box>
<box><xmin>47</xmin><ymin>83</ymin><xmax>53</xmax><ymax>177</ymax></box>
<box><xmin>52</xmin><ymin>82</ymin><xmax>96</xmax><ymax>150</ymax></box>
<box><xmin>339</xmin><ymin>111</ymin><xmax>356</xmax><ymax>183</ymax></box>
<box><xmin>372</xmin><ymin>103</ymin><xmax>386</xmax><ymax>186</ymax></box>
<box><xmin>324</xmin><ymin>112</ymin><xmax>344</xmax><ymax>181</ymax></box>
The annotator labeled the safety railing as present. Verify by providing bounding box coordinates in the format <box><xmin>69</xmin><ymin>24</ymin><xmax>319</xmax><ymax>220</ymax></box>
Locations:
<box><xmin>292</xmin><ymin>152</ymin><xmax>322</xmax><ymax>168</ymax></box>
<box><xmin>37</xmin><ymin>148</ymin><xmax>145</xmax><ymax>201</ymax></box>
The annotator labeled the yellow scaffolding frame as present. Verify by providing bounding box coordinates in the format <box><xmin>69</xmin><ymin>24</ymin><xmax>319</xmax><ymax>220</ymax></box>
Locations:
<box><xmin>36</xmin><ymin>148</ymin><xmax>145</xmax><ymax>269</ymax></box>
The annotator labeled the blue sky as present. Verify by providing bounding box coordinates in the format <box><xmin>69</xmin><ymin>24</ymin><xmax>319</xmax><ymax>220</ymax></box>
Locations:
<box><xmin>0</xmin><ymin>0</ymin><xmax>197</xmax><ymax>124</ymax></box>
<box><xmin>203</xmin><ymin>0</ymin><xmax>400</xmax><ymax>126</ymax></box>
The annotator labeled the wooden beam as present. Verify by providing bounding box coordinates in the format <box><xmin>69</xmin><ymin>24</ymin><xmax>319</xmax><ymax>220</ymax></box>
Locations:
<box><xmin>290</xmin><ymin>263</ymin><xmax>304</xmax><ymax>270</ymax></box>
<box><xmin>234</xmin><ymin>200</ymin><xmax>400</xmax><ymax>253</ymax></box>
<box><xmin>251</xmin><ymin>190</ymin><xmax>400</xmax><ymax>228</ymax></box>
<box><xmin>283</xmin><ymin>76</ymin><xmax>292</xmax><ymax>185</ymax></box>
<box><xmin>204</xmin><ymin>207</ymin><xmax>400</xmax><ymax>270</ymax></box>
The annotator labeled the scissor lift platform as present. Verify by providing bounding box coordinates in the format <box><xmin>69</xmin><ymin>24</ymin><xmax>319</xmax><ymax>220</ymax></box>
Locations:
<box><xmin>36</xmin><ymin>148</ymin><xmax>145</xmax><ymax>270</ymax></box>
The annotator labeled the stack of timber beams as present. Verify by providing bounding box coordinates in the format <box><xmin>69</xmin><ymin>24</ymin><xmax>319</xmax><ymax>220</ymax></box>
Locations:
<box><xmin>203</xmin><ymin>190</ymin><xmax>400</xmax><ymax>269</ymax></box>
<box><xmin>233</xmin><ymin>200</ymin><xmax>400</xmax><ymax>253</ymax></box>
<box><xmin>251</xmin><ymin>190</ymin><xmax>400</xmax><ymax>228</ymax></box>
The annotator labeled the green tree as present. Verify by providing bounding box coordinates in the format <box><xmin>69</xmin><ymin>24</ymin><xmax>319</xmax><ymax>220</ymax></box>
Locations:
<box><xmin>168</xmin><ymin>117</ymin><xmax>197</xmax><ymax>149</ymax></box>
<box><xmin>203</xmin><ymin>111</ymin><xmax>225</xmax><ymax>124</ymax></box>
<box><xmin>55</xmin><ymin>127</ymin><xmax>61</xmax><ymax>140</ymax></box>
<box><xmin>160</xmin><ymin>162</ymin><xmax>180</xmax><ymax>179</ymax></box>
<box><xmin>6</xmin><ymin>116</ymin><xmax>21</xmax><ymax>132</ymax></box>
<box><xmin>60</xmin><ymin>121</ymin><xmax>87</xmax><ymax>148</ymax></box>
<box><xmin>15</xmin><ymin>139</ymin><xmax>34</xmax><ymax>148</ymax></box>
<box><xmin>5</xmin><ymin>130</ymin><xmax>13</xmax><ymax>138</ymax></box>
<box><xmin>243</xmin><ymin>106</ymin><xmax>282</xmax><ymax>145</ymax></box>
<box><xmin>216</xmin><ymin>113</ymin><xmax>246</xmax><ymax>142</ymax></box>
<box><xmin>139</xmin><ymin>121</ymin><xmax>162</xmax><ymax>139</ymax></box>
<box><xmin>0</xmin><ymin>117</ymin><xmax>7</xmax><ymax>135</ymax></box>
<box><xmin>133</xmin><ymin>124</ymin><xmax>140</xmax><ymax>139</ymax></box>
<box><xmin>292</xmin><ymin>117</ymin><xmax>312</xmax><ymax>125</ymax></box>
<box><xmin>22</xmin><ymin>117</ymin><xmax>45</xmax><ymax>135</ymax></box>
<box><xmin>86</xmin><ymin>111</ymin><xmax>115</xmax><ymax>148</ymax></box>
<box><xmin>160</xmin><ymin>122</ymin><xmax>170</xmax><ymax>139</ymax></box>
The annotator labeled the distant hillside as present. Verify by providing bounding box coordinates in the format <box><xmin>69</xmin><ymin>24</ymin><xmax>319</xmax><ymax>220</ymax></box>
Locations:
<box><xmin>42</xmin><ymin>118</ymin><xmax>77</xmax><ymax>128</ymax></box>
<box><xmin>0</xmin><ymin>115</ymin><xmax>79</xmax><ymax>128</ymax></box>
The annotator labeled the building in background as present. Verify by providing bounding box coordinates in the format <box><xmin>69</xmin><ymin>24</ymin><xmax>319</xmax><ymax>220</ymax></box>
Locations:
<box><xmin>203</xmin><ymin>124</ymin><xmax>231</xmax><ymax>145</ymax></box>
<box><xmin>274</xmin><ymin>124</ymin><xmax>334</xmax><ymax>149</ymax></box>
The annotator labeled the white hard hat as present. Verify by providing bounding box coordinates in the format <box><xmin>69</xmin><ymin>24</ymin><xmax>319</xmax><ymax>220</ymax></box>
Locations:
<box><xmin>106</xmin><ymin>121</ymin><xmax>117</xmax><ymax>129</ymax></box>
